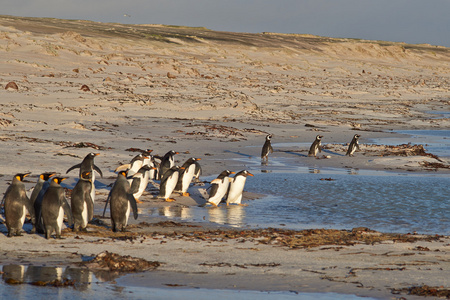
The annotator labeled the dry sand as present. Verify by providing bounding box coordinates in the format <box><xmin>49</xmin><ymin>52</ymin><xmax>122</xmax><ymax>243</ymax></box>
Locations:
<box><xmin>0</xmin><ymin>15</ymin><xmax>449</xmax><ymax>299</ymax></box>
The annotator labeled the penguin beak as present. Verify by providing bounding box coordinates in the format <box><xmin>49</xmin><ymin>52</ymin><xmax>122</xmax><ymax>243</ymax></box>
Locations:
<box><xmin>94</xmin><ymin>153</ymin><xmax>100</xmax><ymax>156</ymax></box>
<box><xmin>230</xmin><ymin>171</ymin><xmax>236</xmax><ymax>174</ymax></box>
<box><xmin>195</xmin><ymin>158</ymin><xmax>202</xmax><ymax>161</ymax></box>
<box><xmin>24</xmin><ymin>173</ymin><xmax>31</xmax><ymax>178</ymax></box>
<box><xmin>247</xmin><ymin>172</ymin><xmax>254</xmax><ymax>177</ymax></box>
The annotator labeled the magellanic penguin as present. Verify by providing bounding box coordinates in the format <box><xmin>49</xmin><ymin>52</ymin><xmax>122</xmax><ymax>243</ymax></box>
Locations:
<box><xmin>308</xmin><ymin>135</ymin><xmax>323</xmax><ymax>157</ymax></box>
<box><xmin>108</xmin><ymin>170</ymin><xmax>138</xmax><ymax>232</ymax></box>
<box><xmin>70</xmin><ymin>171</ymin><xmax>93</xmax><ymax>232</ymax></box>
<box><xmin>3</xmin><ymin>173</ymin><xmax>35</xmax><ymax>237</ymax></box>
<box><xmin>157</xmin><ymin>150</ymin><xmax>179</xmax><ymax>180</ymax></box>
<box><xmin>41</xmin><ymin>177</ymin><xmax>73</xmax><ymax>239</ymax></box>
<box><xmin>158</xmin><ymin>166</ymin><xmax>183</xmax><ymax>202</ymax></box>
<box><xmin>174</xmin><ymin>158</ymin><xmax>202</xmax><ymax>196</ymax></box>
<box><xmin>261</xmin><ymin>134</ymin><xmax>274</xmax><ymax>162</ymax></box>
<box><xmin>207</xmin><ymin>170</ymin><xmax>235</xmax><ymax>207</ymax></box>
<box><xmin>346</xmin><ymin>134</ymin><xmax>361</xmax><ymax>156</ymax></box>
<box><xmin>226</xmin><ymin>170</ymin><xmax>254</xmax><ymax>206</ymax></box>
<box><xmin>29</xmin><ymin>172</ymin><xmax>56</xmax><ymax>233</ymax></box>
<box><xmin>66</xmin><ymin>153</ymin><xmax>102</xmax><ymax>204</ymax></box>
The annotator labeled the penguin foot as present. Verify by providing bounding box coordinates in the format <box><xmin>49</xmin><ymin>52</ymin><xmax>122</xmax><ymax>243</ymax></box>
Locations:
<box><xmin>165</xmin><ymin>198</ymin><xmax>176</xmax><ymax>202</ymax></box>
<box><xmin>182</xmin><ymin>192</ymin><xmax>190</xmax><ymax>197</ymax></box>
<box><xmin>136</xmin><ymin>199</ymin><xmax>143</xmax><ymax>204</ymax></box>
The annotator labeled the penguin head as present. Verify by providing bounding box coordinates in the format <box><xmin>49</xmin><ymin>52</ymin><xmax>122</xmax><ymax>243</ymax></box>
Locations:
<box><xmin>236</xmin><ymin>170</ymin><xmax>254</xmax><ymax>177</ymax></box>
<box><xmin>266</xmin><ymin>134</ymin><xmax>273</xmax><ymax>141</ymax></box>
<box><xmin>88</xmin><ymin>153</ymin><xmax>100</xmax><ymax>158</ymax></box>
<box><xmin>15</xmin><ymin>173</ymin><xmax>31</xmax><ymax>182</ymax></box>
<box><xmin>40</xmin><ymin>172</ymin><xmax>56</xmax><ymax>181</ymax></box>
<box><xmin>143</xmin><ymin>149</ymin><xmax>153</xmax><ymax>155</ymax></box>
<box><xmin>52</xmin><ymin>177</ymin><xmax>67</xmax><ymax>184</ymax></box>
<box><xmin>316</xmin><ymin>135</ymin><xmax>323</xmax><ymax>140</ymax></box>
<box><xmin>354</xmin><ymin>134</ymin><xmax>361</xmax><ymax>140</ymax></box>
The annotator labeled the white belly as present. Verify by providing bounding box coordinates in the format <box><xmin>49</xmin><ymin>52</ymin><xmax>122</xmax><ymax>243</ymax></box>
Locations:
<box><xmin>57</xmin><ymin>206</ymin><xmax>64</xmax><ymax>228</ymax></box>
<box><xmin>181</xmin><ymin>165</ymin><xmax>196</xmax><ymax>193</ymax></box>
<box><xmin>208</xmin><ymin>179</ymin><xmax>230</xmax><ymax>205</ymax></box>
<box><xmin>227</xmin><ymin>177</ymin><xmax>247</xmax><ymax>204</ymax></box>
<box><xmin>82</xmin><ymin>201</ymin><xmax>88</xmax><ymax>227</ymax></box>
<box><xmin>90</xmin><ymin>171</ymin><xmax>96</xmax><ymax>203</ymax></box>
<box><xmin>20</xmin><ymin>206</ymin><xmax>26</xmax><ymax>227</ymax></box>
<box><xmin>125</xmin><ymin>201</ymin><xmax>130</xmax><ymax>226</ymax></box>
<box><xmin>163</xmin><ymin>173</ymin><xmax>178</xmax><ymax>199</ymax></box>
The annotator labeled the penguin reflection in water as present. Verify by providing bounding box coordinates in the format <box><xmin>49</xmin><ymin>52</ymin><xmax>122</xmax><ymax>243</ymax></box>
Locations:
<box><xmin>308</xmin><ymin>135</ymin><xmax>323</xmax><ymax>157</ymax></box>
<box><xmin>346</xmin><ymin>134</ymin><xmax>361</xmax><ymax>157</ymax></box>
<box><xmin>3</xmin><ymin>173</ymin><xmax>35</xmax><ymax>237</ymax></box>
<box><xmin>108</xmin><ymin>170</ymin><xmax>138</xmax><ymax>232</ymax></box>
<box><xmin>207</xmin><ymin>170</ymin><xmax>235</xmax><ymax>207</ymax></box>
<box><xmin>261</xmin><ymin>134</ymin><xmax>273</xmax><ymax>163</ymax></box>
<box><xmin>41</xmin><ymin>177</ymin><xmax>73</xmax><ymax>239</ymax></box>
<box><xmin>71</xmin><ymin>171</ymin><xmax>93</xmax><ymax>232</ymax></box>
<box><xmin>226</xmin><ymin>170</ymin><xmax>254</xmax><ymax>206</ymax></box>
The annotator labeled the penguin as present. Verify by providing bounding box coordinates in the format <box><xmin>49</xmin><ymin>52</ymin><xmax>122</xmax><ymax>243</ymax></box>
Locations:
<box><xmin>130</xmin><ymin>165</ymin><xmax>156</xmax><ymax>202</ymax></box>
<box><xmin>158</xmin><ymin>166</ymin><xmax>183</xmax><ymax>202</ymax></box>
<box><xmin>193</xmin><ymin>160</ymin><xmax>202</xmax><ymax>182</ymax></box>
<box><xmin>207</xmin><ymin>170</ymin><xmax>235</xmax><ymax>206</ymax></box>
<box><xmin>115</xmin><ymin>153</ymin><xmax>146</xmax><ymax>177</ymax></box>
<box><xmin>41</xmin><ymin>177</ymin><xmax>73</xmax><ymax>239</ymax></box>
<box><xmin>66</xmin><ymin>153</ymin><xmax>102</xmax><ymax>204</ymax></box>
<box><xmin>261</xmin><ymin>134</ymin><xmax>274</xmax><ymax>161</ymax></box>
<box><xmin>70</xmin><ymin>171</ymin><xmax>93</xmax><ymax>232</ymax></box>
<box><xmin>174</xmin><ymin>158</ymin><xmax>202</xmax><ymax>196</ymax></box>
<box><xmin>226</xmin><ymin>170</ymin><xmax>254</xmax><ymax>206</ymax></box>
<box><xmin>308</xmin><ymin>135</ymin><xmax>323</xmax><ymax>157</ymax></box>
<box><xmin>3</xmin><ymin>173</ymin><xmax>35</xmax><ymax>237</ymax></box>
<box><xmin>108</xmin><ymin>170</ymin><xmax>138</xmax><ymax>232</ymax></box>
<box><xmin>346</xmin><ymin>134</ymin><xmax>361</xmax><ymax>156</ymax></box>
<box><xmin>29</xmin><ymin>172</ymin><xmax>56</xmax><ymax>233</ymax></box>
<box><xmin>157</xmin><ymin>150</ymin><xmax>179</xmax><ymax>180</ymax></box>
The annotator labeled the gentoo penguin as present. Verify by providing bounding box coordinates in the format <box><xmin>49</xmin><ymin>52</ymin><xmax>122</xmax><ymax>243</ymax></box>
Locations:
<box><xmin>207</xmin><ymin>170</ymin><xmax>235</xmax><ymax>206</ymax></box>
<box><xmin>29</xmin><ymin>172</ymin><xmax>56</xmax><ymax>233</ymax></box>
<box><xmin>308</xmin><ymin>135</ymin><xmax>323</xmax><ymax>157</ymax></box>
<box><xmin>346</xmin><ymin>134</ymin><xmax>361</xmax><ymax>156</ymax></box>
<box><xmin>261</xmin><ymin>134</ymin><xmax>274</xmax><ymax>161</ymax></box>
<box><xmin>158</xmin><ymin>166</ymin><xmax>183</xmax><ymax>202</ymax></box>
<box><xmin>130</xmin><ymin>165</ymin><xmax>155</xmax><ymax>202</ymax></box>
<box><xmin>66</xmin><ymin>153</ymin><xmax>102</xmax><ymax>204</ymax></box>
<box><xmin>193</xmin><ymin>160</ymin><xmax>202</xmax><ymax>182</ymax></box>
<box><xmin>41</xmin><ymin>177</ymin><xmax>73</xmax><ymax>239</ymax></box>
<box><xmin>70</xmin><ymin>171</ymin><xmax>93</xmax><ymax>232</ymax></box>
<box><xmin>3</xmin><ymin>173</ymin><xmax>35</xmax><ymax>237</ymax></box>
<box><xmin>157</xmin><ymin>150</ymin><xmax>179</xmax><ymax>180</ymax></box>
<box><xmin>108</xmin><ymin>170</ymin><xmax>138</xmax><ymax>232</ymax></box>
<box><xmin>174</xmin><ymin>158</ymin><xmax>201</xmax><ymax>196</ymax></box>
<box><xmin>115</xmin><ymin>153</ymin><xmax>146</xmax><ymax>177</ymax></box>
<box><xmin>226</xmin><ymin>170</ymin><xmax>254</xmax><ymax>206</ymax></box>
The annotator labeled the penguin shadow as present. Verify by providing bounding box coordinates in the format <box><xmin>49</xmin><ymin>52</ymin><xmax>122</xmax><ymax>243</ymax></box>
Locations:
<box><xmin>322</xmin><ymin>148</ymin><xmax>345</xmax><ymax>156</ymax></box>
<box><xmin>282</xmin><ymin>151</ymin><xmax>308</xmax><ymax>157</ymax></box>
<box><xmin>223</xmin><ymin>150</ymin><xmax>254</xmax><ymax>158</ymax></box>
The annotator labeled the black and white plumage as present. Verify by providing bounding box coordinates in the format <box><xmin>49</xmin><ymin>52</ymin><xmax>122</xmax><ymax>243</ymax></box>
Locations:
<box><xmin>3</xmin><ymin>173</ymin><xmax>35</xmax><ymax>237</ymax></box>
<box><xmin>261</xmin><ymin>134</ymin><xmax>273</xmax><ymax>161</ymax></box>
<box><xmin>66</xmin><ymin>153</ymin><xmax>102</xmax><ymax>204</ymax></box>
<box><xmin>70</xmin><ymin>171</ymin><xmax>93</xmax><ymax>232</ymax></box>
<box><xmin>308</xmin><ymin>135</ymin><xmax>323</xmax><ymax>157</ymax></box>
<box><xmin>226</xmin><ymin>170</ymin><xmax>254</xmax><ymax>206</ymax></box>
<box><xmin>41</xmin><ymin>177</ymin><xmax>73</xmax><ymax>239</ymax></box>
<box><xmin>346</xmin><ymin>134</ymin><xmax>361</xmax><ymax>156</ymax></box>
<box><xmin>108</xmin><ymin>171</ymin><xmax>139</xmax><ymax>232</ymax></box>
<box><xmin>157</xmin><ymin>150</ymin><xmax>179</xmax><ymax>180</ymax></box>
<box><xmin>158</xmin><ymin>166</ymin><xmax>183</xmax><ymax>202</ymax></box>
<box><xmin>207</xmin><ymin>170</ymin><xmax>235</xmax><ymax>206</ymax></box>
<box><xmin>30</xmin><ymin>172</ymin><xmax>56</xmax><ymax>233</ymax></box>
<box><xmin>130</xmin><ymin>165</ymin><xmax>155</xmax><ymax>202</ymax></box>
<box><xmin>175</xmin><ymin>158</ymin><xmax>201</xmax><ymax>196</ymax></box>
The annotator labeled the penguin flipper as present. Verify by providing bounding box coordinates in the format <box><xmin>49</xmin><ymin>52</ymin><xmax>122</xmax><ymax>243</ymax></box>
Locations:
<box><xmin>62</xmin><ymin>197</ymin><xmax>74</xmax><ymax>226</ymax></box>
<box><xmin>128</xmin><ymin>194</ymin><xmax>138</xmax><ymax>220</ymax></box>
<box><xmin>66</xmin><ymin>163</ymin><xmax>81</xmax><ymax>174</ymax></box>
<box><xmin>102</xmin><ymin>191</ymin><xmax>111</xmax><ymax>217</ymax></box>
<box><xmin>269</xmin><ymin>144</ymin><xmax>274</xmax><ymax>154</ymax></box>
<box><xmin>130</xmin><ymin>177</ymin><xmax>140</xmax><ymax>194</ymax></box>
<box><xmin>24</xmin><ymin>196</ymin><xmax>36</xmax><ymax>224</ymax></box>
<box><xmin>86</xmin><ymin>191</ymin><xmax>94</xmax><ymax>222</ymax></box>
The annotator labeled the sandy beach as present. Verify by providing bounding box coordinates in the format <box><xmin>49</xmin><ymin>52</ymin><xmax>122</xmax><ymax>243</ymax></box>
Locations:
<box><xmin>0</xmin><ymin>15</ymin><xmax>449</xmax><ymax>299</ymax></box>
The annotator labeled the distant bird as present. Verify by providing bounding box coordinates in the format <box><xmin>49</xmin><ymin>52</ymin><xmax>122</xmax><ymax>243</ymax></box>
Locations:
<box><xmin>175</xmin><ymin>158</ymin><xmax>202</xmax><ymax>196</ymax></box>
<box><xmin>308</xmin><ymin>135</ymin><xmax>323</xmax><ymax>157</ymax></box>
<box><xmin>157</xmin><ymin>150</ymin><xmax>179</xmax><ymax>180</ymax></box>
<box><xmin>207</xmin><ymin>170</ymin><xmax>235</xmax><ymax>206</ymax></box>
<box><xmin>346</xmin><ymin>134</ymin><xmax>361</xmax><ymax>156</ymax></box>
<box><xmin>41</xmin><ymin>177</ymin><xmax>73</xmax><ymax>239</ymax></box>
<box><xmin>158</xmin><ymin>166</ymin><xmax>183</xmax><ymax>202</ymax></box>
<box><xmin>261</xmin><ymin>134</ymin><xmax>273</xmax><ymax>161</ymax></box>
<box><xmin>3</xmin><ymin>173</ymin><xmax>35</xmax><ymax>237</ymax></box>
<box><xmin>108</xmin><ymin>170</ymin><xmax>139</xmax><ymax>232</ymax></box>
<box><xmin>226</xmin><ymin>170</ymin><xmax>254</xmax><ymax>206</ymax></box>
<box><xmin>66</xmin><ymin>153</ymin><xmax>102</xmax><ymax>204</ymax></box>
<box><xmin>71</xmin><ymin>171</ymin><xmax>93</xmax><ymax>232</ymax></box>
<box><xmin>123</xmin><ymin>14</ymin><xmax>131</xmax><ymax>18</ymax></box>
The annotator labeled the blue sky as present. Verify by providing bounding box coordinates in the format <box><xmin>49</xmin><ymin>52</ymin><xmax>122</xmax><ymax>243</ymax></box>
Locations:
<box><xmin>3</xmin><ymin>0</ymin><xmax>450</xmax><ymax>47</ymax></box>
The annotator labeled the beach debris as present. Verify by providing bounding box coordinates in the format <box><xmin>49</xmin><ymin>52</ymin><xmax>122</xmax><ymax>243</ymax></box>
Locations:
<box><xmin>80</xmin><ymin>84</ymin><xmax>90</xmax><ymax>92</ymax></box>
<box><xmin>80</xmin><ymin>251</ymin><xmax>160</xmax><ymax>273</ymax></box>
<box><xmin>320</xmin><ymin>178</ymin><xmax>335</xmax><ymax>181</ymax></box>
<box><xmin>167</xmin><ymin>72</ymin><xmax>177</xmax><ymax>79</ymax></box>
<box><xmin>5</xmin><ymin>81</ymin><xmax>18</xmax><ymax>91</ymax></box>
<box><xmin>391</xmin><ymin>285</ymin><xmax>450</xmax><ymax>298</ymax></box>
<box><xmin>419</xmin><ymin>161</ymin><xmax>450</xmax><ymax>170</ymax></box>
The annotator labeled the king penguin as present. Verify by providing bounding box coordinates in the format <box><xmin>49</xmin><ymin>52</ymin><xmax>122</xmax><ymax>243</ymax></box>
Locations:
<box><xmin>175</xmin><ymin>158</ymin><xmax>201</xmax><ymax>196</ymax></box>
<box><xmin>70</xmin><ymin>171</ymin><xmax>93</xmax><ymax>232</ymax></box>
<box><xmin>346</xmin><ymin>134</ymin><xmax>361</xmax><ymax>156</ymax></box>
<box><xmin>157</xmin><ymin>150</ymin><xmax>179</xmax><ymax>180</ymax></box>
<box><xmin>158</xmin><ymin>166</ymin><xmax>183</xmax><ymax>202</ymax></box>
<box><xmin>66</xmin><ymin>153</ymin><xmax>102</xmax><ymax>204</ymax></box>
<box><xmin>41</xmin><ymin>177</ymin><xmax>73</xmax><ymax>239</ymax></box>
<box><xmin>308</xmin><ymin>135</ymin><xmax>323</xmax><ymax>157</ymax></box>
<box><xmin>30</xmin><ymin>172</ymin><xmax>56</xmax><ymax>233</ymax></box>
<box><xmin>108</xmin><ymin>170</ymin><xmax>138</xmax><ymax>232</ymax></box>
<box><xmin>207</xmin><ymin>170</ymin><xmax>235</xmax><ymax>206</ymax></box>
<box><xmin>261</xmin><ymin>134</ymin><xmax>274</xmax><ymax>162</ymax></box>
<box><xmin>226</xmin><ymin>170</ymin><xmax>254</xmax><ymax>206</ymax></box>
<box><xmin>3</xmin><ymin>173</ymin><xmax>35</xmax><ymax>237</ymax></box>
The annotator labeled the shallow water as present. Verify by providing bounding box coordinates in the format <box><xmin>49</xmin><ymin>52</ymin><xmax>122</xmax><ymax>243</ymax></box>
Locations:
<box><xmin>0</xmin><ymin>264</ymin><xmax>376</xmax><ymax>300</ymax></box>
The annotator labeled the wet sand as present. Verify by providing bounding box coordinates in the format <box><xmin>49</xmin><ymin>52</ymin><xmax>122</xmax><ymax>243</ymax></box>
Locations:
<box><xmin>0</xmin><ymin>15</ymin><xmax>449</xmax><ymax>299</ymax></box>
